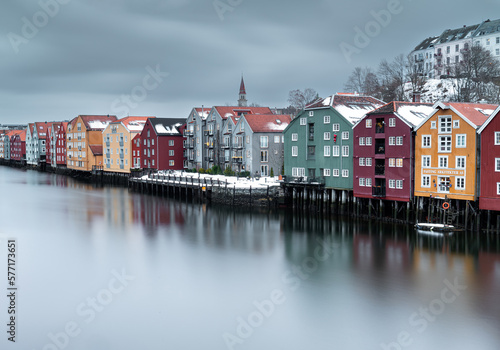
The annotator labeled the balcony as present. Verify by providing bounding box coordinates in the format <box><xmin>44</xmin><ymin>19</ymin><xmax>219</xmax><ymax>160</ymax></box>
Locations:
<box><xmin>188</xmin><ymin>142</ymin><xmax>195</xmax><ymax>149</ymax></box>
<box><xmin>221</xmin><ymin>143</ymin><xmax>230</xmax><ymax>149</ymax></box>
<box><xmin>375</xmin><ymin>164</ymin><xmax>385</xmax><ymax>176</ymax></box>
<box><xmin>375</xmin><ymin>118</ymin><xmax>385</xmax><ymax>134</ymax></box>
<box><xmin>183</xmin><ymin>130</ymin><xmax>193</xmax><ymax>137</ymax></box>
<box><xmin>105</xmin><ymin>152</ymin><xmax>110</xmax><ymax>158</ymax></box>
<box><xmin>234</xmin><ymin>143</ymin><xmax>243</xmax><ymax>149</ymax></box>
<box><xmin>119</xmin><ymin>140</ymin><xmax>124</xmax><ymax>147</ymax></box>
<box><xmin>233</xmin><ymin>157</ymin><xmax>242</xmax><ymax>163</ymax></box>
<box><xmin>372</xmin><ymin>186</ymin><xmax>386</xmax><ymax>197</ymax></box>
<box><xmin>375</xmin><ymin>139</ymin><xmax>385</xmax><ymax>155</ymax></box>
<box><xmin>106</xmin><ymin>140</ymin><xmax>110</xmax><ymax>147</ymax></box>
<box><xmin>119</xmin><ymin>153</ymin><xmax>124</xmax><ymax>159</ymax></box>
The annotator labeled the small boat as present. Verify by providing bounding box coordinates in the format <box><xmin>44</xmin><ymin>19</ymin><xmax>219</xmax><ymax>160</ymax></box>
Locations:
<box><xmin>414</xmin><ymin>222</ymin><xmax>462</xmax><ymax>234</ymax></box>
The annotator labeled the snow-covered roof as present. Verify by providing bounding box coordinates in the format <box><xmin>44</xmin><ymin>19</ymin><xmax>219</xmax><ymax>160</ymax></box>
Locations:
<box><xmin>155</xmin><ymin>123</ymin><xmax>182</xmax><ymax>134</ymax></box>
<box><xmin>243</xmin><ymin>114</ymin><xmax>291</xmax><ymax>133</ymax></box>
<box><xmin>148</xmin><ymin>118</ymin><xmax>186</xmax><ymax>136</ymax></box>
<box><xmin>396</xmin><ymin>104</ymin><xmax>435</xmax><ymax>127</ymax></box>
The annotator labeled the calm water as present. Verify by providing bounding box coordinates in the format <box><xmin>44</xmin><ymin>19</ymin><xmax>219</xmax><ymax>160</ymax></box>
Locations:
<box><xmin>0</xmin><ymin>166</ymin><xmax>499</xmax><ymax>350</ymax></box>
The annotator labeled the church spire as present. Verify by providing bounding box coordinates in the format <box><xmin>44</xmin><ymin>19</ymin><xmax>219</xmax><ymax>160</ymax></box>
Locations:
<box><xmin>238</xmin><ymin>76</ymin><xmax>247</xmax><ymax>107</ymax></box>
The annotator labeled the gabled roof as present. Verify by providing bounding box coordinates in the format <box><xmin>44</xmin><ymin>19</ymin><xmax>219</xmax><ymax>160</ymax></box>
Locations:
<box><xmin>306</xmin><ymin>93</ymin><xmax>385</xmax><ymax>125</ymax></box>
<box><xmin>78</xmin><ymin>115</ymin><xmax>118</xmax><ymax>130</ymax></box>
<box><xmin>436</xmin><ymin>24</ymin><xmax>479</xmax><ymax>44</ymax></box>
<box><xmin>239</xmin><ymin>77</ymin><xmax>246</xmax><ymax>94</ymax></box>
<box><xmin>11</xmin><ymin>129</ymin><xmax>26</xmax><ymax>142</ymax></box>
<box><xmin>363</xmin><ymin>101</ymin><xmax>434</xmax><ymax>128</ymax></box>
<box><xmin>416</xmin><ymin>101</ymin><xmax>498</xmax><ymax>131</ymax></box>
<box><xmin>243</xmin><ymin>114</ymin><xmax>292</xmax><ymax>133</ymax></box>
<box><xmin>148</xmin><ymin>118</ymin><xmax>185</xmax><ymax>136</ymax></box>
<box><xmin>213</xmin><ymin>106</ymin><xmax>273</xmax><ymax>121</ymax></box>
<box><xmin>113</xmin><ymin>116</ymin><xmax>153</xmax><ymax>132</ymax></box>
<box><xmin>473</xmin><ymin>18</ymin><xmax>500</xmax><ymax>37</ymax></box>
<box><xmin>89</xmin><ymin>145</ymin><xmax>103</xmax><ymax>156</ymax></box>
<box><xmin>478</xmin><ymin>105</ymin><xmax>500</xmax><ymax>134</ymax></box>
<box><xmin>34</xmin><ymin>122</ymin><xmax>53</xmax><ymax>137</ymax></box>
<box><xmin>413</xmin><ymin>36</ymin><xmax>439</xmax><ymax>51</ymax></box>
<box><xmin>191</xmin><ymin>107</ymin><xmax>211</xmax><ymax>121</ymax></box>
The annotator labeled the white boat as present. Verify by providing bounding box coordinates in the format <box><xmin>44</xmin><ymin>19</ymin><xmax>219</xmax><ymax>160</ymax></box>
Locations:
<box><xmin>414</xmin><ymin>222</ymin><xmax>462</xmax><ymax>234</ymax></box>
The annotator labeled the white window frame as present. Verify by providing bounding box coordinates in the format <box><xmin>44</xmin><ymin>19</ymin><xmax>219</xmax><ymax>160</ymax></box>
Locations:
<box><xmin>396</xmin><ymin>136</ymin><xmax>403</xmax><ymax>145</ymax></box>
<box><xmin>291</xmin><ymin>133</ymin><xmax>298</xmax><ymax>141</ymax></box>
<box><xmin>366</xmin><ymin>158</ymin><xmax>372</xmax><ymax>166</ymax></box>
<box><xmin>497</xmin><ymin>183</ymin><xmax>500</xmax><ymax>195</ymax></box>
<box><xmin>366</xmin><ymin>119</ymin><xmax>372</xmax><ymax>128</ymax></box>
<box><xmin>388</xmin><ymin>179</ymin><xmax>395</xmax><ymax>189</ymax></box>
<box><xmin>422</xmin><ymin>135</ymin><xmax>431</xmax><ymax>148</ymax></box>
<box><xmin>292</xmin><ymin>146</ymin><xmax>298</xmax><ymax>157</ymax></box>
<box><xmin>300</xmin><ymin>117</ymin><xmax>307</xmax><ymax>125</ymax></box>
<box><xmin>456</xmin><ymin>156</ymin><xmax>466</xmax><ymax>169</ymax></box>
<box><xmin>324</xmin><ymin>115</ymin><xmax>330</xmax><ymax>124</ymax></box>
<box><xmin>366</xmin><ymin>137</ymin><xmax>372</xmax><ymax>146</ymax></box>
<box><xmin>495</xmin><ymin>132</ymin><xmax>500</xmax><ymax>145</ymax></box>
<box><xmin>422</xmin><ymin>175</ymin><xmax>431</xmax><ymax>188</ymax></box>
<box><xmin>439</xmin><ymin>115</ymin><xmax>452</xmax><ymax>133</ymax></box>
<box><xmin>359</xmin><ymin>178</ymin><xmax>365</xmax><ymax>186</ymax></box>
<box><xmin>333</xmin><ymin>123</ymin><xmax>340</xmax><ymax>132</ymax></box>
<box><xmin>342</xmin><ymin>169</ymin><xmax>349</xmax><ymax>178</ymax></box>
<box><xmin>453</xmin><ymin>120</ymin><xmax>460</xmax><ymax>128</ymax></box>
<box><xmin>342</xmin><ymin>145</ymin><xmax>349</xmax><ymax>157</ymax></box>
<box><xmin>389</xmin><ymin>158</ymin><xmax>395</xmax><ymax>167</ymax></box>
<box><xmin>396</xmin><ymin>158</ymin><xmax>403</xmax><ymax>167</ymax></box>
<box><xmin>396</xmin><ymin>180</ymin><xmax>403</xmax><ymax>189</ymax></box>
<box><xmin>439</xmin><ymin>156</ymin><xmax>448</xmax><ymax>168</ymax></box>
<box><xmin>324</xmin><ymin>146</ymin><xmax>331</xmax><ymax>157</ymax></box>
<box><xmin>359</xmin><ymin>157</ymin><xmax>365</xmax><ymax>166</ymax></box>
<box><xmin>342</xmin><ymin>131</ymin><xmax>349</xmax><ymax>140</ymax></box>
<box><xmin>431</xmin><ymin>121</ymin><xmax>437</xmax><ymax>129</ymax></box>
<box><xmin>455</xmin><ymin>177</ymin><xmax>465</xmax><ymax>190</ymax></box>
<box><xmin>496</xmin><ymin>158</ymin><xmax>500</xmax><ymax>172</ymax></box>
<box><xmin>456</xmin><ymin>134</ymin><xmax>466</xmax><ymax>148</ymax></box>
<box><xmin>324</xmin><ymin>132</ymin><xmax>331</xmax><ymax>141</ymax></box>
<box><xmin>333</xmin><ymin>169</ymin><xmax>339</xmax><ymax>177</ymax></box>
<box><xmin>422</xmin><ymin>155</ymin><xmax>431</xmax><ymax>168</ymax></box>
<box><xmin>389</xmin><ymin>118</ymin><xmax>396</xmax><ymax>127</ymax></box>
<box><xmin>438</xmin><ymin>135</ymin><xmax>452</xmax><ymax>152</ymax></box>
<box><xmin>332</xmin><ymin>146</ymin><xmax>339</xmax><ymax>157</ymax></box>
<box><xmin>388</xmin><ymin>137</ymin><xmax>395</xmax><ymax>146</ymax></box>
<box><xmin>366</xmin><ymin>178</ymin><xmax>372</xmax><ymax>187</ymax></box>
<box><xmin>308</xmin><ymin>111</ymin><xmax>314</xmax><ymax>117</ymax></box>
<box><xmin>359</xmin><ymin>137</ymin><xmax>365</xmax><ymax>146</ymax></box>
<box><xmin>323</xmin><ymin>168</ymin><xmax>331</xmax><ymax>177</ymax></box>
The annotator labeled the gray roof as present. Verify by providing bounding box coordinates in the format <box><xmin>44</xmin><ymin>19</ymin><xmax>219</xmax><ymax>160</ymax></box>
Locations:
<box><xmin>437</xmin><ymin>24</ymin><xmax>479</xmax><ymax>44</ymax></box>
<box><xmin>473</xmin><ymin>18</ymin><xmax>500</xmax><ymax>37</ymax></box>
<box><xmin>413</xmin><ymin>36</ymin><xmax>439</xmax><ymax>51</ymax></box>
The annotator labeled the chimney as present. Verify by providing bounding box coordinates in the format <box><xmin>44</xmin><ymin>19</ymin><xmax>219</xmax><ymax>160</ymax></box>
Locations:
<box><xmin>412</xmin><ymin>92</ymin><xmax>421</xmax><ymax>103</ymax></box>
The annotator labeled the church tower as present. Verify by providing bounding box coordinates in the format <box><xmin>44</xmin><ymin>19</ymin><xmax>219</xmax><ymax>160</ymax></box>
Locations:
<box><xmin>238</xmin><ymin>76</ymin><xmax>247</xmax><ymax>107</ymax></box>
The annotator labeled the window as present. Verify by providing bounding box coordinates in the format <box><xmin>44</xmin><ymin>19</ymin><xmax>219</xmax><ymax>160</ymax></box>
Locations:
<box><xmin>366</xmin><ymin>178</ymin><xmax>372</xmax><ymax>187</ymax></box>
<box><xmin>323</xmin><ymin>168</ymin><xmax>331</xmax><ymax>177</ymax></box>
<box><xmin>388</xmin><ymin>137</ymin><xmax>395</xmax><ymax>145</ymax></box>
<box><xmin>292</xmin><ymin>146</ymin><xmax>298</xmax><ymax>157</ymax></box>
<box><xmin>324</xmin><ymin>132</ymin><xmax>331</xmax><ymax>141</ymax></box>
<box><xmin>260</xmin><ymin>150</ymin><xmax>268</xmax><ymax>162</ymax></box>
<box><xmin>333</xmin><ymin>169</ymin><xmax>339</xmax><ymax>177</ymax></box>
<box><xmin>333</xmin><ymin>123</ymin><xmax>340</xmax><ymax>132</ymax></box>
<box><xmin>496</xmin><ymin>158</ymin><xmax>500</xmax><ymax>172</ymax></box>
<box><xmin>260</xmin><ymin>136</ymin><xmax>268</xmax><ymax>148</ymax></box>
<box><xmin>342</xmin><ymin>169</ymin><xmax>349</xmax><ymax>177</ymax></box>
<box><xmin>495</xmin><ymin>132</ymin><xmax>500</xmax><ymax>145</ymax></box>
<box><xmin>332</xmin><ymin>146</ymin><xmax>339</xmax><ymax>157</ymax></box>
<box><xmin>292</xmin><ymin>133</ymin><xmax>298</xmax><ymax>141</ymax></box>
<box><xmin>359</xmin><ymin>137</ymin><xmax>365</xmax><ymax>146</ymax></box>
<box><xmin>308</xmin><ymin>124</ymin><xmax>314</xmax><ymax>140</ymax></box>
<box><xmin>308</xmin><ymin>111</ymin><xmax>314</xmax><ymax>117</ymax></box>
<box><xmin>366</xmin><ymin>158</ymin><xmax>372</xmax><ymax>166</ymax></box>
<box><xmin>455</xmin><ymin>177</ymin><xmax>465</xmax><ymax>190</ymax></box>
<box><xmin>439</xmin><ymin>116</ymin><xmax>452</xmax><ymax>133</ymax></box>
<box><xmin>422</xmin><ymin>175</ymin><xmax>430</xmax><ymax>188</ymax></box>
<box><xmin>453</xmin><ymin>120</ymin><xmax>459</xmax><ymax>128</ymax></box>
<box><xmin>308</xmin><ymin>146</ymin><xmax>315</xmax><ymax>158</ymax></box>
<box><xmin>422</xmin><ymin>135</ymin><xmax>431</xmax><ymax>148</ymax></box>
<box><xmin>366</xmin><ymin>137</ymin><xmax>372</xmax><ymax>146</ymax></box>
<box><xmin>396</xmin><ymin>158</ymin><xmax>403</xmax><ymax>167</ymax></box>
<box><xmin>439</xmin><ymin>156</ymin><xmax>448</xmax><ymax>168</ymax></box>
<box><xmin>455</xmin><ymin>44</ymin><xmax>459</xmax><ymax>52</ymax></box>
<box><xmin>324</xmin><ymin>115</ymin><xmax>330</xmax><ymax>124</ymax></box>
<box><xmin>431</xmin><ymin>121</ymin><xmax>437</xmax><ymax>129</ymax></box>
<box><xmin>366</xmin><ymin>119</ymin><xmax>372</xmax><ymax>128</ymax></box>
<box><xmin>169</xmin><ymin>160</ymin><xmax>174</xmax><ymax>166</ymax></box>
<box><xmin>169</xmin><ymin>150</ymin><xmax>174</xmax><ymax>156</ymax></box>
<box><xmin>396</xmin><ymin>180</ymin><xmax>403</xmax><ymax>189</ymax></box>
<box><xmin>389</xmin><ymin>158</ymin><xmax>395</xmax><ymax>167</ymax></box>
<box><xmin>169</xmin><ymin>140</ymin><xmax>174</xmax><ymax>146</ymax></box>
<box><xmin>274</xmin><ymin>136</ymin><xmax>280</xmax><ymax>143</ymax></box>
<box><xmin>456</xmin><ymin>134</ymin><xmax>466</xmax><ymax>148</ymax></box>
<box><xmin>422</xmin><ymin>155</ymin><xmax>431</xmax><ymax>168</ymax></box>
<box><xmin>439</xmin><ymin>135</ymin><xmax>452</xmax><ymax>152</ymax></box>
<box><xmin>359</xmin><ymin>178</ymin><xmax>365</xmax><ymax>186</ymax></box>
<box><xmin>389</xmin><ymin>179</ymin><xmax>395</xmax><ymax>188</ymax></box>
<box><xmin>389</xmin><ymin>118</ymin><xmax>396</xmax><ymax>127</ymax></box>
<box><xmin>292</xmin><ymin>167</ymin><xmax>305</xmax><ymax>177</ymax></box>
<box><xmin>324</xmin><ymin>146</ymin><xmax>331</xmax><ymax>157</ymax></box>
<box><xmin>456</xmin><ymin>156</ymin><xmax>465</xmax><ymax>169</ymax></box>
<box><xmin>396</xmin><ymin>137</ymin><xmax>403</xmax><ymax>145</ymax></box>
<box><xmin>300</xmin><ymin>117</ymin><xmax>307</xmax><ymax>125</ymax></box>
<box><xmin>359</xmin><ymin>157</ymin><xmax>365</xmax><ymax>166</ymax></box>
<box><xmin>342</xmin><ymin>131</ymin><xmax>349</xmax><ymax>140</ymax></box>
<box><xmin>342</xmin><ymin>146</ymin><xmax>349</xmax><ymax>157</ymax></box>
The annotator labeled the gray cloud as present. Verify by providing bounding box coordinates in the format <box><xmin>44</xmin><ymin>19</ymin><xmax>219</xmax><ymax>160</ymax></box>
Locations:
<box><xmin>0</xmin><ymin>0</ymin><xmax>498</xmax><ymax>123</ymax></box>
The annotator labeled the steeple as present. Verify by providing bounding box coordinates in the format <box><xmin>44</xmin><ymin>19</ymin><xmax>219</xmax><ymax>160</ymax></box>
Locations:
<box><xmin>238</xmin><ymin>76</ymin><xmax>247</xmax><ymax>107</ymax></box>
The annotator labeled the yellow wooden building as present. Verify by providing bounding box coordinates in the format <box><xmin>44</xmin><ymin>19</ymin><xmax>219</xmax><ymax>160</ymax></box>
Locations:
<box><xmin>66</xmin><ymin>115</ymin><xmax>117</xmax><ymax>172</ymax></box>
<box><xmin>102</xmin><ymin>117</ymin><xmax>152</xmax><ymax>173</ymax></box>
<box><xmin>414</xmin><ymin>102</ymin><xmax>497</xmax><ymax>201</ymax></box>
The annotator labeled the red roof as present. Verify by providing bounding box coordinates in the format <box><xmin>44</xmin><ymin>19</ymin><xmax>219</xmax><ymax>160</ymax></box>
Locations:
<box><xmin>214</xmin><ymin>106</ymin><xmax>273</xmax><ymax>120</ymax></box>
<box><xmin>11</xmin><ymin>130</ymin><xmax>26</xmax><ymax>142</ymax></box>
<box><xmin>89</xmin><ymin>145</ymin><xmax>103</xmax><ymax>156</ymax></box>
<box><xmin>437</xmin><ymin>102</ymin><xmax>498</xmax><ymax>127</ymax></box>
<box><xmin>79</xmin><ymin>115</ymin><xmax>118</xmax><ymax>130</ymax></box>
<box><xmin>113</xmin><ymin>116</ymin><xmax>153</xmax><ymax>132</ymax></box>
<box><xmin>244</xmin><ymin>114</ymin><xmax>292</xmax><ymax>133</ymax></box>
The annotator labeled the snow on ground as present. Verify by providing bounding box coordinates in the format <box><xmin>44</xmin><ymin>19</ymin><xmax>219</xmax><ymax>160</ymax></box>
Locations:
<box><xmin>141</xmin><ymin>170</ymin><xmax>281</xmax><ymax>189</ymax></box>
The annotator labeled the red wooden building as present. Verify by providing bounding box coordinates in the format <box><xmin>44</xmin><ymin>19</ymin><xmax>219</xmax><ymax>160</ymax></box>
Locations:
<box><xmin>353</xmin><ymin>102</ymin><xmax>434</xmax><ymax>202</ymax></box>
<box><xmin>10</xmin><ymin>130</ymin><xmax>26</xmax><ymax>163</ymax></box>
<box><xmin>132</xmin><ymin>133</ymin><xmax>141</xmax><ymax>169</ymax></box>
<box><xmin>140</xmin><ymin>118</ymin><xmax>186</xmax><ymax>170</ymax></box>
<box><xmin>55</xmin><ymin>122</ymin><xmax>68</xmax><ymax>167</ymax></box>
<box><xmin>478</xmin><ymin>106</ymin><xmax>500</xmax><ymax>210</ymax></box>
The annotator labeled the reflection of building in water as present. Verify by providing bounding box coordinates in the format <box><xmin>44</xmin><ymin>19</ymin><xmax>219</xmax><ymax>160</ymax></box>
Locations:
<box><xmin>103</xmin><ymin>187</ymin><xmax>133</xmax><ymax>227</ymax></box>
<box><xmin>131</xmin><ymin>195</ymin><xmax>185</xmax><ymax>230</ymax></box>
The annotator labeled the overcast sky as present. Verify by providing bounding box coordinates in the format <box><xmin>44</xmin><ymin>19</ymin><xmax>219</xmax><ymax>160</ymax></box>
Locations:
<box><xmin>0</xmin><ymin>0</ymin><xmax>498</xmax><ymax>124</ymax></box>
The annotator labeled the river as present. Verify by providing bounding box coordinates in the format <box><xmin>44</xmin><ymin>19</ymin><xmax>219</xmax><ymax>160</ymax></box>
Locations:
<box><xmin>0</xmin><ymin>166</ymin><xmax>499</xmax><ymax>349</ymax></box>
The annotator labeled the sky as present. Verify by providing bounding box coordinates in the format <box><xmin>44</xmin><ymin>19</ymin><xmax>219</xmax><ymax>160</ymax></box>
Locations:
<box><xmin>0</xmin><ymin>0</ymin><xmax>498</xmax><ymax>124</ymax></box>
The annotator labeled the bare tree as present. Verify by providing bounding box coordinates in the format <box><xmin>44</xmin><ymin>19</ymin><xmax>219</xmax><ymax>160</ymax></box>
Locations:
<box><xmin>449</xmin><ymin>41</ymin><xmax>500</xmax><ymax>102</ymax></box>
<box><xmin>287</xmin><ymin>88</ymin><xmax>319</xmax><ymax>110</ymax></box>
<box><xmin>378</xmin><ymin>54</ymin><xmax>407</xmax><ymax>101</ymax></box>
<box><xmin>407</xmin><ymin>55</ymin><xmax>427</xmax><ymax>96</ymax></box>
<box><xmin>344</xmin><ymin>67</ymin><xmax>380</xmax><ymax>97</ymax></box>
